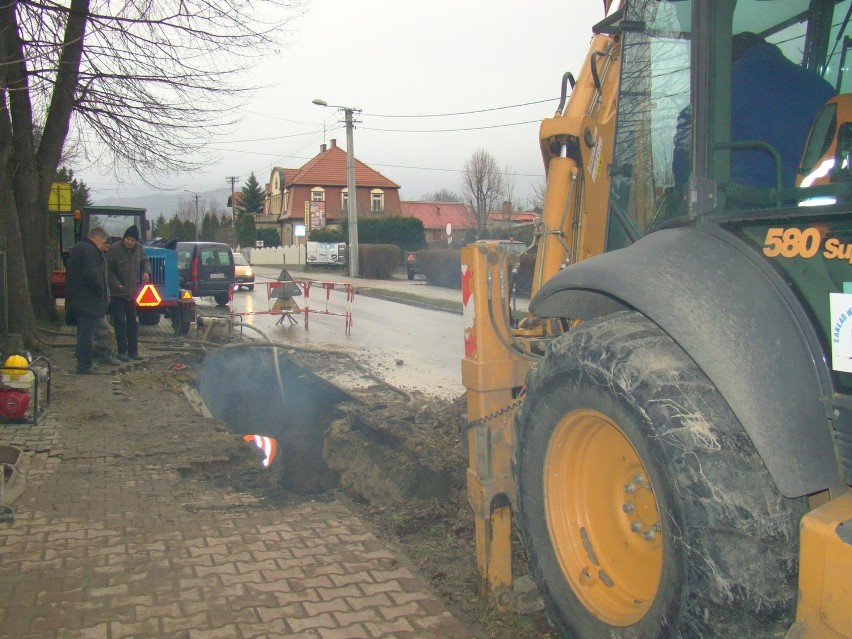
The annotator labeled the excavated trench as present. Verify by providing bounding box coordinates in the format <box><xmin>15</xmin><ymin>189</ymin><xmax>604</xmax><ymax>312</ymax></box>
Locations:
<box><xmin>196</xmin><ymin>346</ymin><xmax>352</xmax><ymax>495</ymax></box>
<box><xmin>195</xmin><ymin>344</ymin><xmax>464</xmax><ymax>508</ymax></box>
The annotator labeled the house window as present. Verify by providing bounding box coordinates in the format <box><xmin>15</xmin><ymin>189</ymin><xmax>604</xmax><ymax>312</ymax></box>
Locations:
<box><xmin>371</xmin><ymin>190</ymin><xmax>384</xmax><ymax>213</ymax></box>
<box><xmin>341</xmin><ymin>188</ymin><xmax>348</xmax><ymax>210</ymax></box>
<box><xmin>311</xmin><ymin>187</ymin><xmax>325</xmax><ymax>202</ymax></box>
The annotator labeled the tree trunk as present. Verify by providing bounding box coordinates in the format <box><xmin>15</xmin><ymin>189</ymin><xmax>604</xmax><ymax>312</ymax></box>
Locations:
<box><xmin>3</xmin><ymin>0</ymin><xmax>89</xmax><ymax>324</ymax></box>
<box><xmin>30</xmin><ymin>0</ymin><xmax>89</xmax><ymax>322</ymax></box>
<box><xmin>0</xmin><ymin>105</ymin><xmax>41</xmax><ymax>347</ymax></box>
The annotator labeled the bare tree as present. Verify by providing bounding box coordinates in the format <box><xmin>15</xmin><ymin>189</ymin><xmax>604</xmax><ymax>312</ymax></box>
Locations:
<box><xmin>502</xmin><ymin>162</ymin><xmax>518</xmax><ymax>210</ymax></box>
<box><xmin>422</xmin><ymin>189</ymin><xmax>461</xmax><ymax>202</ymax></box>
<box><xmin>0</xmin><ymin>0</ymin><xmax>303</xmax><ymax>344</ymax></box>
<box><xmin>461</xmin><ymin>149</ymin><xmax>504</xmax><ymax>239</ymax></box>
<box><xmin>176</xmin><ymin>195</ymin><xmax>208</xmax><ymax>239</ymax></box>
<box><xmin>207</xmin><ymin>199</ymin><xmax>226</xmax><ymax>217</ymax></box>
<box><xmin>529</xmin><ymin>180</ymin><xmax>547</xmax><ymax>212</ymax></box>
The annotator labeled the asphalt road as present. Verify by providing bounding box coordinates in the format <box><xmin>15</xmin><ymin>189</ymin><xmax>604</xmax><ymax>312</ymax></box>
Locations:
<box><xmin>195</xmin><ymin>273</ymin><xmax>467</xmax><ymax>400</ymax></box>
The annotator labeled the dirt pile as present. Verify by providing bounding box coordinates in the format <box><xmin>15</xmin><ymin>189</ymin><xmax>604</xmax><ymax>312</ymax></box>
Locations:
<box><xmin>325</xmin><ymin>394</ymin><xmax>467</xmax><ymax>506</ymax></box>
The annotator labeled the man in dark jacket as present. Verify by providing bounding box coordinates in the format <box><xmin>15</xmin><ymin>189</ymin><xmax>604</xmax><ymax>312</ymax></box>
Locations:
<box><xmin>66</xmin><ymin>227</ymin><xmax>110</xmax><ymax>374</ymax></box>
<box><xmin>106</xmin><ymin>225</ymin><xmax>151</xmax><ymax>361</ymax></box>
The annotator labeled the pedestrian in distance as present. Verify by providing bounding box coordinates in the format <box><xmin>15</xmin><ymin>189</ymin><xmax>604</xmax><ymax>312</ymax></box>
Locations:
<box><xmin>65</xmin><ymin>227</ymin><xmax>111</xmax><ymax>374</ymax></box>
<box><xmin>106</xmin><ymin>225</ymin><xmax>151</xmax><ymax>362</ymax></box>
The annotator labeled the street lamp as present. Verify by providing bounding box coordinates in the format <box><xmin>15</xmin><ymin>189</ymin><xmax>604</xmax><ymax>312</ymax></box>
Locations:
<box><xmin>312</xmin><ymin>98</ymin><xmax>361</xmax><ymax>278</ymax></box>
<box><xmin>184</xmin><ymin>190</ymin><xmax>200</xmax><ymax>240</ymax></box>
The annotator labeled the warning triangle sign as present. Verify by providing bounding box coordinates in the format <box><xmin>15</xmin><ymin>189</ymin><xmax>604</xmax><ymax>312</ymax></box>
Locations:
<box><xmin>136</xmin><ymin>284</ymin><xmax>162</xmax><ymax>307</ymax></box>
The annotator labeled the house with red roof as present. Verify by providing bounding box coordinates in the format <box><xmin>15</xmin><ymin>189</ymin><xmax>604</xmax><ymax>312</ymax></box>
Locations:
<box><xmin>261</xmin><ymin>139</ymin><xmax>401</xmax><ymax>246</ymax></box>
<box><xmin>399</xmin><ymin>201</ymin><xmax>476</xmax><ymax>247</ymax></box>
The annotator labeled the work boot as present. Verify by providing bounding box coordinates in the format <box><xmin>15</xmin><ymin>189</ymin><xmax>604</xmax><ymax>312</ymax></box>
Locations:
<box><xmin>117</xmin><ymin>353</ymin><xmax>130</xmax><ymax>362</ymax></box>
<box><xmin>128</xmin><ymin>353</ymin><xmax>143</xmax><ymax>361</ymax></box>
<box><xmin>98</xmin><ymin>355</ymin><xmax>122</xmax><ymax>366</ymax></box>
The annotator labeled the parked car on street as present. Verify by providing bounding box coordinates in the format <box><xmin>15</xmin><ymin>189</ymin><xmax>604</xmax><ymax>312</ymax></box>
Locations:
<box><xmin>176</xmin><ymin>242</ymin><xmax>235</xmax><ymax>306</ymax></box>
<box><xmin>234</xmin><ymin>253</ymin><xmax>255</xmax><ymax>291</ymax></box>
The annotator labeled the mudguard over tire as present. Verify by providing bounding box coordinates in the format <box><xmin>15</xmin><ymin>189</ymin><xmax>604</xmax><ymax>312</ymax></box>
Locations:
<box><xmin>515</xmin><ymin>311</ymin><xmax>807</xmax><ymax>638</ymax></box>
<box><xmin>214</xmin><ymin>293</ymin><xmax>230</xmax><ymax>306</ymax></box>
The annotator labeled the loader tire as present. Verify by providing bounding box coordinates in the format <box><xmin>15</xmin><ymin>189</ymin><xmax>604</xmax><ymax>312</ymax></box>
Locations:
<box><xmin>515</xmin><ymin>311</ymin><xmax>807</xmax><ymax>638</ymax></box>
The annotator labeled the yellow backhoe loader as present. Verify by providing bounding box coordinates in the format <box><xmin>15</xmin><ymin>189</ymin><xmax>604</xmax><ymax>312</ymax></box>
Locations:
<box><xmin>461</xmin><ymin>1</ymin><xmax>852</xmax><ymax>637</ymax></box>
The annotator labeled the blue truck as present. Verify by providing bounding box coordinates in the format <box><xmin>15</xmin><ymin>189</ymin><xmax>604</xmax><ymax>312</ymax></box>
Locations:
<box><xmin>52</xmin><ymin>206</ymin><xmax>196</xmax><ymax>335</ymax></box>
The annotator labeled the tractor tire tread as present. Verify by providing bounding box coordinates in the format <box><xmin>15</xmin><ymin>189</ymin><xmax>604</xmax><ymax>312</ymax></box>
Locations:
<box><xmin>515</xmin><ymin>310</ymin><xmax>806</xmax><ymax>638</ymax></box>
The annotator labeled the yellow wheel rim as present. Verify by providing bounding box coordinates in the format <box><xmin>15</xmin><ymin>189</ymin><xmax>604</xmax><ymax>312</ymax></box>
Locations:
<box><xmin>544</xmin><ymin>409</ymin><xmax>662</xmax><ymax>626</ymax></box>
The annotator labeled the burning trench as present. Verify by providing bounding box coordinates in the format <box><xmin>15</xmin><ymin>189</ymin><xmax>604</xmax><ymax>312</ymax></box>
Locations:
<box><xmin>195</xmin><ymin>345</ymin><xmax>465</xmax><ymax>506</ymax></box>
<box><xmin>196</xmin><ymin>346</ymin><xmax>348</xmax><ymax>495</ymax></box>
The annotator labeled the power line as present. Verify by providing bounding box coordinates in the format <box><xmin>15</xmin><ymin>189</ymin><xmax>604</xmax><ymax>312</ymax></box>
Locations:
<box><xmin>362</xmin><ymin>98</ymin><xmax>558</xmax><ymax>118</ymax></box>
<box><xmin>360</xmin><ymin>119</ymin><xmax>542</xmax><ymax>133</ymax></box>
<box><xmin>365</xmin><ymin>160</ymin><xmax>543</xmax><ymax>179</ymax></box>
<box><xmin>215</xmin><ymin>127</ymin><xmax>336</xmax><ymax>144</ymax></box>
<box><xmin>242</xmin><ymin>98</ymin><xmax>558</xmax><ymax>123</ymax></box>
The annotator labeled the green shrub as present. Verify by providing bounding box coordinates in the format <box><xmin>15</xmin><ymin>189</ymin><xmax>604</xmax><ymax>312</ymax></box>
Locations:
<box><xmin>359</xmin><ymin>244</ymin><xmax>401</xmax><ymax>279</ymax></box>
<box><xmin>354</xmin><ymin>217</ymin><xmax>426</xmax><ymax>252</ymax></box>
<box><xmin>255</xmin><ymin>227</ymin><xmax>281</xmax><ymax>248</ymax></box>
<box><xmin>417</xmin><ymin>248</ymin><xmax>462</xmax><ymax>289</ymax></box>
<box><xmin>310</xmin><ymin>227</ymin><xmax>346</xmax><ymax>242</ymax></box>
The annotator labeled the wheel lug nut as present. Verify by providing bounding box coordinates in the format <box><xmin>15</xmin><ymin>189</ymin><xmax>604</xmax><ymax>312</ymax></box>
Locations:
<box><xmin>622</xmin><ymin>503</ymin><xmax>635</xmax><ymax>513</ymax></box>
<box><xmin>644</xmin><ymin>530</ymin><xmax>656</xmax><ymax>541</ymax></box>
<box><xmin>633</xmin><ymin>474</ymin><xmax>646</xmax><ymax>485</ymax></box>
<box><xmin>624</xmin><ymin>483</ymin><xmax>636</xmax><ymax>494</ymax></box>
<box><xmin>631</xmin><ymin>522</ymin><xmax>642</xmax><ymax>532</ymax></box>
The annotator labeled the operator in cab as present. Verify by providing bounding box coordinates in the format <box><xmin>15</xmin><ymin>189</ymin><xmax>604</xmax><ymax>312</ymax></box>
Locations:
<box><xmin>672</xmin><ymin>32</ymin><xmax>835</xmax><ymax>195</ymax></box>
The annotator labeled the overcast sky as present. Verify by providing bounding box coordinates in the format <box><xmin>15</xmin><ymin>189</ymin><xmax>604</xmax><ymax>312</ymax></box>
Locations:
<box><xmin>81</xmin><ymin>0</ymin><xmax>606</xmax><ymax>208</ymax></box>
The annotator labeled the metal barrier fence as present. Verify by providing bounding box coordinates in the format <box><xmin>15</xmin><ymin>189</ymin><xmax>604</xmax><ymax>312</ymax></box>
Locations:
<box><xmin>230</xmin><ymin>278</ymin><xmax>354</xmax><ymax>335</ymax></box>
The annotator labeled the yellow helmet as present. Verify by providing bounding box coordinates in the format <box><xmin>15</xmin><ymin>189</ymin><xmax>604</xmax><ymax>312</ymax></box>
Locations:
<box><xmin>2</xmin><ymin>355</ymin><xmax>29</xmax><ymax>378</ymax></box>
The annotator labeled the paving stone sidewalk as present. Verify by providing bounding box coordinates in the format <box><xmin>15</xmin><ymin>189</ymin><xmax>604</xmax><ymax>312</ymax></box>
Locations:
<box><xmin>0</xmin><ymin>348</ymin><xmax>474</xmax><ymax>639</ymax></box>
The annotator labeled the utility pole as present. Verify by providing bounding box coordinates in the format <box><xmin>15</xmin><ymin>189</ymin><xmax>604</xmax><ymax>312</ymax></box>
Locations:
<box><xmin>226</xmin><ymin>176</ymin><xmax>239</xmax><ymax>248</ymax></box>
<box><xmin>312</xmin><ymin>98</ymin><xmax>361</xmax><ymax>278</ymax></box>
<box><xmin>343</xmin><ymin>107</ymin><xmax>359</xmax><ymax>278</ymax></box>
<box><xmin>185</xmin><ymin>190</ymin><xmax>201</xmax><ymax>240</ymax></box>
<box><xmin>193</xmin><ymin>193</ymin><xmax>200</xmax><ymax>241</ymax></box>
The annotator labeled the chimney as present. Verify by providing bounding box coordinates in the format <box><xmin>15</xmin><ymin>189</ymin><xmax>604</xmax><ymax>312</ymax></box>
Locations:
<box><xmin>320</xmin><ymin>143</ymin><xmax>327</xmax><ymax>152</ymax></box>
<box><xmin>501</xmin><ymin>201</ymin><xmax>511</xmax><ymax>216</ymax></box>
<box><xmin>330</xmin><ymin>138</ymin><xmax>337</xmax><ymax>149</ymax></box>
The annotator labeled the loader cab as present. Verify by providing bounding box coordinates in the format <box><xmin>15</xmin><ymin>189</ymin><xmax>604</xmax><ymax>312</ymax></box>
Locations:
<box><xmin>599</xmin><ymin>0</ymin><xmax>852</xmax><ymax>396</ymax></box>
<box><xmin>601</xmin><ymin>0</ymin><xmax>852</xmax><ymax>236</ymax></box>
<box><xmin>80</xmin><ymin>206</ymin><xmax>149</xmax><ymax>244</ymax></box>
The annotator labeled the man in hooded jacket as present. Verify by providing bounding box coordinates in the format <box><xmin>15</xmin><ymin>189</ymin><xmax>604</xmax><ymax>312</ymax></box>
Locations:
<box><xmin>66</xmin><ymin>227</ymin><xmax>110</xmax><ymax>374</ymax></box>
<box><xmin>106</xmin><ymin>225</ymin><xmax>151</xmax><ymax>361</ymax></box>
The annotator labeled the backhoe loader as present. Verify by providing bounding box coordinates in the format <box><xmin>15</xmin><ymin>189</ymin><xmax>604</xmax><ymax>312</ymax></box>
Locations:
<box><xmin>461</xmin><ymin>1</ymin><xmax>852</xmax><ymax>637</ymax></box>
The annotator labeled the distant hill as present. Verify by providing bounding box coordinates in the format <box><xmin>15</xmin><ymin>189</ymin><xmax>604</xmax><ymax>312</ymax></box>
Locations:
<box><xmin>93</xmin><ymin>187</ymin><xmax>232</xmax><ymax>220</ymax></box>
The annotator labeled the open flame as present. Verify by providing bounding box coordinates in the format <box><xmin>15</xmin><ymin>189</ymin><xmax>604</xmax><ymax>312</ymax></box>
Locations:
<box><xmin>243</xmin><ymin>434</ymin><xmax>279</xmax><ymax>467</ymax></box>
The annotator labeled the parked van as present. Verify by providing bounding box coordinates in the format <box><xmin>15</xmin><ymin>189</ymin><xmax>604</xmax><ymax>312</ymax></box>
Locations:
<box><xmin>176</xmin><ymin>242</ymin><xmax>235</xmax><ymax>306</ymax></box>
